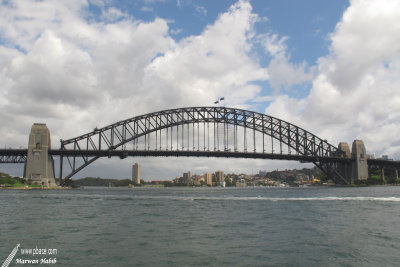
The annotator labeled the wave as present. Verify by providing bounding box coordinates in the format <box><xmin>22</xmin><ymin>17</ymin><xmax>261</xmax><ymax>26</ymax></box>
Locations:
<box><xmin>33</xmin><ymin>194</ymin><xmax>400</xmax><ymax>202</ymax></box>
<box><xmin>189</xmin><ymin>196</ymin><xmax>400</xmax><ymax>202</ymax></box>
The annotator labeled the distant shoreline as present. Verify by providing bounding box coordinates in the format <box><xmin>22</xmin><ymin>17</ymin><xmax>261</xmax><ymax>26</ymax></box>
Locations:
<box><xmin>0</xmin><ymin>186</ymin><xmax>72</xmax><ymax>190</ymax></box>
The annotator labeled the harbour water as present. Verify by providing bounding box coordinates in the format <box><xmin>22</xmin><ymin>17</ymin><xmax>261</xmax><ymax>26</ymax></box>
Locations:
<box><xmin>1</xmin><ymin>186</ymin><xmax>400</xmax><ymax>266</ymax></box>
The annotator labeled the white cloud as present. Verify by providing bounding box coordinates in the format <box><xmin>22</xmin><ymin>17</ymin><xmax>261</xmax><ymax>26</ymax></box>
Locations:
<box><xmin>0</xmin><ymin>0</ymin><xmax>88</xmax><ymax>51</ymax></box>
<box><xmin>7</xmin><ymin>30</ymin><xmax>98</xmax><ymax>109</ymax></box>
<box><xmin>260</xmin><ymin>32</ymin><xmax>315</xmax><ymax>92</ymax></box>
<box><xmin>195</xmin><ymin>5</ymin><xmax>207</xmax><ymax>17</ymax></box>
<box><xmin>267</xmin><ymin>54</ymin><xmax>315</xmax><ymax>93</ymax></box>
<box><xmin>140</xmin><ymin>6</ymin><xmax>153</xmax><ymax>12</ymax></box>
<box><xmin>266</xmin><ymin>0</ymin><xmax>400</xmax><ymax>157</ymax></box>
<box><xmin>262</xmin><ymin>33</ymin><xmax>287</xmax><ymax>56</ymax></box>
<box><xmin>0</xmin><ymin>0</ymin><xmax>280</xmax><ymax>179</ymax></box>
<box><xmin>141</xmin><ymin>0</ymin><xmax>268</xmax><ymax>109</ymax></box>
<box><xmin>101</xmin><ymin>7</ymin><xmax>128</xmax><ymax>22</ymax></box>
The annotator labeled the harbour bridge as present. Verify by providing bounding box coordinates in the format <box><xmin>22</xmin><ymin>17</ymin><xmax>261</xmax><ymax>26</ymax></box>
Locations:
<box><xmin>1</xmin><ymin>107</ymin><xmax>399</xmax><ymax>186</ymax></box>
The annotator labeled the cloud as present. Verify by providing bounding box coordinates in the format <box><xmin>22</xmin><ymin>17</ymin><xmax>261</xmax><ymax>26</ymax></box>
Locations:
<box><xmin>140</xmin><ymin>6</ymin><xmax>153</xmax><ymax>12</ymax></box>
<box><xmin>262</xmin><ymin>33</ymin><xmax>287</xmax><ymax>56</ymax></box>
<box><xmin>0</xmin><ymin>0</ymin><xmax>88</xmax><ymax>51</ymax></box>
<box><xmin>142</xmin><ymin>0</ymin><xmax>267</xmax><ymax>109</ymax></box>
<box><xmin>6</xmin><ymin>30</ymin><xmax>98</xmax><ymax>110</ymax></box>
<box><xmin>195</xmin><ymin>5</ymin><xmax>207</xmax><ymax>17</ymax></box>
<box><xmin>141</xmin><ymin>0</ymin><xmax>166</xmax><ymax>12</ymax></box>
<box><xmin>267</xmin><ymin>54</ymin><xmax>315</xmax><ymax>93</ymax></box>
<box><xmin>0</xmin><ymin>0</ymin><xmax>277</xmax><ymax>179</ymax></box>
<box><xmin>101</xmin><ymin>7</ymin><xmax>129</xmax><ymax>22</ymax></box>
<box><xmin>266</xmin><ymin>0</ymin><xmax>400</xmax><ymax>157</ymax></box>
<box><xmin>260</xmin><ymin>32</ymin><xmax>315</xmax><ymax>92</ymax></box>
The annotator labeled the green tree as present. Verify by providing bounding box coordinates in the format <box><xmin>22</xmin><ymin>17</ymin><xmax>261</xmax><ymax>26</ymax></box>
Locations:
<box><xmin>0</xmin><ymin>177</ymin><xmax>16</xmax><ymax>185</ymax></box>
<box><xmin>163</xmin><ymin>181</ymin><xmax>173</xmax><ymax>187</ymax></box>
<box><xmin>224</xmin><ymin>177</ymin><xmax>233</xmax><ymax>187</ymax></box>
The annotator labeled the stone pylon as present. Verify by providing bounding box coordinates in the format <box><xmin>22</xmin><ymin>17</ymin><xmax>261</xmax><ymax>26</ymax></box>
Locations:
<box><xmin>24</xmin><ymin>123</ymin><xmax>57</xmax><ymax>187</ymax></box>
<box><xmin>337</xmin><ymin>142</ymin><xmax>352</xmax><ymax>183</ymax></box>
<box><xmin>337</xmin><ymin>140</ymin><xmax>369</xmax><ymax>184</ymax></box>
<box><xmin>351</xmin><ymin>140</ymin><xmax>369</xmax><ymax>181</ymax></box>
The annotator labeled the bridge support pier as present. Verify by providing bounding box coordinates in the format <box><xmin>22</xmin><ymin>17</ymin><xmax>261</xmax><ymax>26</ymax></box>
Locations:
<box><xmin>337</xmin><ymin>142</ymin><xmax>352</xmax><ymax>183</ymax></box>
<box><xmin>380</xmin><ymin>168</ymin><xmax>385</xmax><ymax>184</ymax></box>
<box><xmin>24</xmin><ymin>123</ymin><xmax>56</xmax><ymax>187</ymax></box>
<box><xmin>337</xmin><ymin>140</ymin><xmax>368</xmax><ymax>184</ymax></box>
<box><xmin>351</xmin><ymin>140</ymin><xmax>368</xmax><ymax>182</ymax></box>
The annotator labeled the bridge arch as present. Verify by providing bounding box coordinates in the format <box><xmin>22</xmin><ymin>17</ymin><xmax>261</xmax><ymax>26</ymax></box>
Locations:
<box><xmin>59</xmin><ymin>107</ymin><xmax>345</xmax><ymax>181</ymax></box>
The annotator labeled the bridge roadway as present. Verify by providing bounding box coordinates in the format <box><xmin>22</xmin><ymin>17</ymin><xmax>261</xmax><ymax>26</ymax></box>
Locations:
<box><xmin>51</xmin><ymin>149</ymin><xmax>352</xmax><ymax>163</ymax></box>
<box><xmin>0</xmin><ymin>149</ymin><xmax>27</xmax><ymax>163</ymax></box>
<box><xmin>3</xmin><ymin>148</ymin><xmax>400</xmax><ymax>167</ymax></box>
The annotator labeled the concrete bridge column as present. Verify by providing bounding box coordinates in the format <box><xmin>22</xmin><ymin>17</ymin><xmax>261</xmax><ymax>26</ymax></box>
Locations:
<box><xmin>351</xmin><ymin>140</ymin><xmax>368</xmax><ymax>182</ymax></box>
<box><xmin>380</xmin><ymin>168</ymin><xmax>385</xmax><ymax>184</ymax></box>
<box><xmin>395</xmin><ymin>169</ymin><xmax>399</xmax><ymax>180</ymax></box>
<box><xmin>337</xmin><ymin>142</ymin><xmax>352</xmax><ymax>183</ymax></box>
<box><xmin>24</xmin><ymin>123</ymin><xmax>56</xmax><ymax>187</ymax></box>
<box><xmin>338</xmin><ymin>140</ymin><xmax>368</xmax><ymax>184</ymax></box>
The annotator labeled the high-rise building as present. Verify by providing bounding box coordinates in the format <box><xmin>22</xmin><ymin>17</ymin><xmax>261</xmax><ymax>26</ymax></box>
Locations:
<box><xmin>204</xmin><ymin>172</ymin><xmax>212</xmax><ymax>186</ymax></box>
<box><xmin>183</xmin><ymin>171</ymin><xmax>191</xmax><ymax>185</ymax></box>
<box><xmin>215</xmin><ymin>170</ymin><xmax>224</xmax><ymax>183</ymax></box>
<box><xmin>132</xmin><ymin>163</ymin><xmax>140</xmax><ymax>184</ymax></box>
<box><xmin>183</xmin><ymin>172</ymin><xmax>191</xmax><ymax>180</ymax></box>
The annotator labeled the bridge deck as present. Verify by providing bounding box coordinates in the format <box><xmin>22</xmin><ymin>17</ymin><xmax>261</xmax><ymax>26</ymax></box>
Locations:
<box><xmin>0</xmin><ymin>148</ymin><xmax>350</xmax><ymax>164</ymax></box>
<box><xmin>3</xmin><ymin>149</ymin><xmax>400</xmax><ymax>168</ymax></box>
<box><xmin>49</xmin><ymin>149</ymin><xmax>351</xmax><ymax>163</ymax></box>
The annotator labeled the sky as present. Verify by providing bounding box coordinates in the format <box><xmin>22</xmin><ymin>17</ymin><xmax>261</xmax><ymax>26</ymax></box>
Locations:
<box><xmin>1</xmin><ymin>0</ymin><xmax>400</xmax><ymax>180</ymax></box>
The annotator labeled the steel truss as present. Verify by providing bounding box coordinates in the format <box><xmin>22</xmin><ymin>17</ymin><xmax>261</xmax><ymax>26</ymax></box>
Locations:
<box><xmin>59</xmin><ymin>107</ymin><xmax>347</xmax><ymax>181</ymax></box>
<box><xmin>0</xmin><ymin>149</ymin><xmax>28</xmax><ymax>163</ymax></box>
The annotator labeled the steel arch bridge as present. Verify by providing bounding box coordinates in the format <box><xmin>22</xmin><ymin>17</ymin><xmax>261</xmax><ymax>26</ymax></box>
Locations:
<box><xmin>55</xmin><ymin>106</ymin><xmax>349</xmax><ymax>183</ymax></box>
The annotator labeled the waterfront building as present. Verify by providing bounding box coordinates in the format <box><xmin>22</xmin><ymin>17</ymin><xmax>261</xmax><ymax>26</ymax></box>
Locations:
<box><xmin>204</xmin><ymin>172</ymin><xmax>212</xmax><ymax>186</ymax></box>
<box><xmin>132</xmin><ymin>163</ymin><xmax>140</xmax><ymax>184</ymax></box>
<box><xmin>183</xmin><ymin>172</ymin><xmax>191</xmax><ymax>180</ymax></box>
<box><xmin>183</xmin><ymin>171</ymin><xmax>191</xmax><ymax>185</ymax></box>
<box><xmin>215</xmin><ymin>170</ymin><xmax>224</xmax><ymax>183</ymax></box>
<box><xmin>259</xmin><ymin>170</ymin><xmax>267</xmax><ymax>177</ymax></box>
<box><xmin>236</xmin><ymin>179</ymin><xmax>247</xmax><ymax>187</ymax></box>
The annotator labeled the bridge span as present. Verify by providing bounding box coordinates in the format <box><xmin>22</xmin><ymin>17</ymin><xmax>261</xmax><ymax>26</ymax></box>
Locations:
<box><xmin>1</xmin><ymin>106</ymin><xmax>399</xmax><ymax>186</ymax></box>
